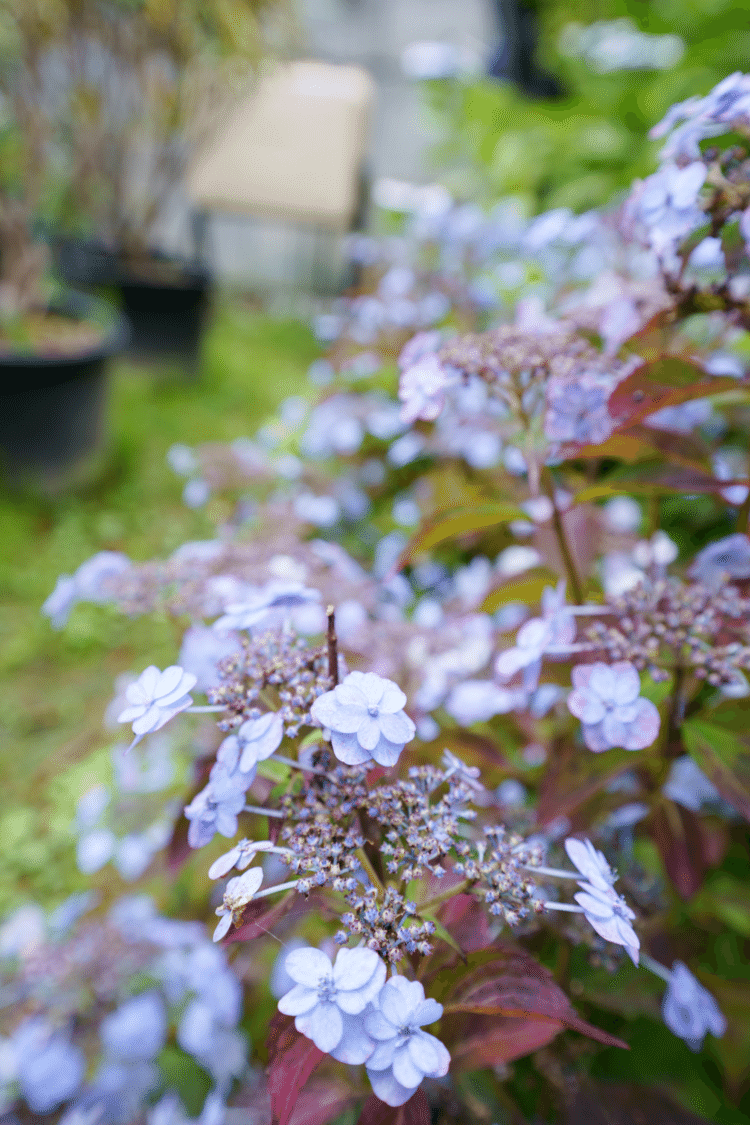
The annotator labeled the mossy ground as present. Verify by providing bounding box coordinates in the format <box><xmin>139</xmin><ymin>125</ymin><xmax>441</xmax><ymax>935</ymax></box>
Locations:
<box><xmin>0</xmin><ymin>295</ymin><xmax>319</xmax><ymax>916</ymax></box>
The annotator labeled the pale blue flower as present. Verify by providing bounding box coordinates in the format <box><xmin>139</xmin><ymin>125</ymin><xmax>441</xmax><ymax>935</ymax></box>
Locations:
<box><xmin>277</xmin><ymin>946</ymin><xmax>386</xmax><ymax>1062</ymax></box>
<box><xmin>364</xmin><ymin>976</ymin><xmax>450</xmax><ymax>1107</ymax></box>
<box><xmin>43</xmin><ymin>552</ymin><xmax>130</xmax><ymax>629</ymax></box>
<box><xmin>14</xmin><ymin>1019</ymin><xmax>85</xmax><ymax>1114</ymax></box>
<box><xmin>662</xmin><ymin>961</ymin><xmax>726</xmax><ymax>1050</ymax></box>
<box><xmin>213</xmin><ymin>582</ymin><xmax>322</xmax><ymax>633</ymax></box>
<box><xmin>564</xmin><ymin>837</ymin><xmax>639</xmax><ymax>964</ymax></box>
<box><xmin>567</xmin><ymin>661</ymin><xmax>660</xmax><ymax>752</ymax></box>
<box><xmin>100</xmin><ymin>993</ymin><xmax>167</xmax><ymax>1062</ymax></box>
<box><xmin>688</xmin><ymin>533</ymin><xmax>750</xmax><ymax>583</ymax></box>
<box><xmin>184</xmin><ymin>781</ymin><xmax>245</xmax><ymax>850</ymax></box>
<box><xmin>495</xmin><ymin>582</ymin><xmax>576</xmax><ymax>691</ymax></box>
<box><xmin>232</xmin><ymin>712</ymin><xmax>283</xmax><ymax>772</ymax></box>
<box><xmin>117</xmin><ymin>666</ymin><xmax>197</xmax><ymax>748</ymax></box>
<box><xmin>310</xmin><ymin>671</ymin><xmax>416</xmax><ymax>767</ymax></box>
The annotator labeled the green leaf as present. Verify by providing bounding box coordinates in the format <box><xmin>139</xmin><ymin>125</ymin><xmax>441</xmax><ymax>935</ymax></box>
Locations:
<box><xmin>682</xmin><ymin>707</ymin><xmax>750</xmax><ymax>822</ymax></box>
<box><xmin>690</xmin><ymin>874</ymin><xmax>750</xmax><ymax>938</ymax></box>
<box><xmin>481</xmin><ymin>568</ymin><xmax>559</xmax><ymax>613</ymax></box>
<box><xmin>258</xmin><ymin>759</ymin><xmax>290</xmax><ymax>784</ymax></box>
<box><xmin>391</xmin><ymin>502</ymin><xmax>526</xmax><ymax>574</ymax></box>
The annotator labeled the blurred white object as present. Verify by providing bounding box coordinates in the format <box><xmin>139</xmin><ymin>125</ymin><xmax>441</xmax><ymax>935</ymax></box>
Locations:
<box><xmin>187</xmin><ymin>61</ymin><xmax>374</xmax><ymax>232</ymax></box>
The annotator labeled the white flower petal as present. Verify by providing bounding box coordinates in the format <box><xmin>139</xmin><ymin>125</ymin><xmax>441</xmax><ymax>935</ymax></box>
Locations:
<box><xmin>392</xmin><ymin>1043</ymin><xmax>423</xmax><ymax>1089</ymax></box>
<box><xmin>212</xmin><ymin>914</ymin><xmax>232</xmax><ymax>942</ymax></box>
<box><xmin>333</xmin><ymin>947</ymin><xmax>382</xmax><ymax>992</ymax></box>
<box><xmin>297</xmin><ymin>1001</ymin><xmax>343</xmax><ymax>1054</ymax></box>
<box><xmin>378</xmin><ymin>711</ymin><xmax>416</xmax><ymax>744</ymax></box>
<box><xmin>284</xmin><ymin>947</ymin><xmax>332</xmax><ymax>986</ymax></box>
<box><xmin>366</xmin><ymin>1066</ymin><xmax>415</xmax><ymax>1107</ymax></box>
<box><xmin>331</xmin><ymin>730</ymin><xmax>373</xmax><ymax>765</ymax></box>
<box><xmin>278</xmin><ymin>984</ymin><xmax>319</xmax><ymax>1017</ymax></box>
<box><xmin>329</xmin><ymin>1012</ymin><xmax>375</xmax><ymax>1064</ymax></box>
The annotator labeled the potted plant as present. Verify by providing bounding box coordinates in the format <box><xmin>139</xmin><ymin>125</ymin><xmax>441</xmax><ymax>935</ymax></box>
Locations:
<box><xmin>0</xmin><ymin>5</ymin><xmax>129</xmax><ymax>484</ymax></box>
<box><xmin>46</xmin><ymin>0</ymin><xmax>287</xmax><ymax>365</ymax></box>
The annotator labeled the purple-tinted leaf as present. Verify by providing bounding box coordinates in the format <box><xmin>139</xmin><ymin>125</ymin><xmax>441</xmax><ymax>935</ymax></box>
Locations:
<box><xmin>267</xmin><ymin>1013</ymin><xmax>325</xmax><ymax>1125</ymax></box>
<box><xmin>357</xmin><ymin>1088</ymin><xmax>431</xmax><ymax>1125</ymax></box>
<box><xmin>683</xmin><ymin>711</ymin><xmax>750</xmax><ymax>822</ymax></box>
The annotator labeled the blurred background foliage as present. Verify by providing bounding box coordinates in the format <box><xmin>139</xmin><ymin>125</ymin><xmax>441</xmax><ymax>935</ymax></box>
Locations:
<box><xmin>427</xmin><ymin>0</ymin><xmax>750</xmax><ymax>213</ymax></box>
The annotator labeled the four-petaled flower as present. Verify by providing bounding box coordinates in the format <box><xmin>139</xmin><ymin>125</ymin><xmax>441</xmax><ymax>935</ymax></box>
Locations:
<box><xmin>567</xmin><ymin>661</ymin><xmax>660</xmax><ymax>752</ymax></box>
<box><xmin>117</xmin><ymin>666</ymin><xmax>197</xmax><ymax>748</ymax></box>
<box><xmin>495</xmin><ymin>582</ymin><xmax>576</xmax><ymax>692</ymax></box>
<box><xmin>566</xmin><ymin>661</ymin><xmax>661</xmax><ymax>751</ymax></box>
<box><xmin>310</xmin><ymin>671</ymin><xmax>416</xmax><ymax>767</ymax></box>
<box><xmin>662</xmin><ymin>961</ymin><xmax>727</xmax><ymax>1051</ymax></box>
<box><xmin>232</xmin><ymin>712</ymin><xmax>284</xmax><ymax>772</ymax></box>
<box><xmin>277</xmin><ymin>946</ymin><xmax>386</xmax><ymax>1063</ymax></box>
<box><xmin>213</xmin><ymin>868</ymin><xmax>264</xmax><ymax>941</ymax></box>
<box><xmin>364</xmin><ymin>976</ymin><xmax>450</xmax><ymax>1107</ymax></box>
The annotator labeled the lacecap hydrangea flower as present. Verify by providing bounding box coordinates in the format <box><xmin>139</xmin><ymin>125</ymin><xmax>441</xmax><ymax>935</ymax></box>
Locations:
<box><xmin>117</xmin><ymin>666</ymin><xmax>197</xmax><ymax>749</ymax></box>
<box><xmin>662</xmin><ymin>961</ymin><xmax>727</xmax><ymax>1051</ymax></box>
<box><xmin>365</xmin><ymin>976</ymin><xmax>450</xmax><ymax>1107</ymax></box>
<box><xmin>310</xmin><ymin>671</ymin><xmax>416</xmax><ymax>767</ymax></box>
<box><xmin>277</xmin><ymin>946</ymin><xmax>386</xmax><ymax>1063</ymax></box>
<box><xmin>567</xmin><ymin>661</ymin><xmax>660</xmax><ymax>752</ymax></box>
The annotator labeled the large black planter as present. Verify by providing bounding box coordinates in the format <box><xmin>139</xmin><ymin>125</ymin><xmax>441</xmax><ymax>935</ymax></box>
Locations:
<box><xmin>117</xmin><ymin>258</ymin><xmax>211</xmax><ymax>367</ymax></box>
<box><xmin>53</xmin><ymin>240</ymin><xmax>212</xmax><ymax>367</ymax></box>
<box><xmin>0</xmin><ymin>293</ymin><xmax>129</xmax><ymax>484</ymax></box>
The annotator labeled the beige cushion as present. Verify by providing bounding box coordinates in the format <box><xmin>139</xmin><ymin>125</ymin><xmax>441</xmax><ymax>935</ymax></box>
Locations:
<box><xmin>186</xmin><ymin>60</ymin><xmax>374</xmax><ymax>231</ymax></box>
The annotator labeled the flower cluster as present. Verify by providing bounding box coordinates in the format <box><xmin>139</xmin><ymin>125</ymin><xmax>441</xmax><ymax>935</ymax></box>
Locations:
<box><xmin>277</xmin><ymin>947</ymin><xmax>448</xmax><ymax>1106</ymax></box>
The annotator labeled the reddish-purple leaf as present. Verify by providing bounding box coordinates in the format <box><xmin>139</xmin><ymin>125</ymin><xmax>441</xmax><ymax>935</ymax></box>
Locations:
<box><xmin>267</xmin><ymin>1013</ymin><xmax>325</xmax><ymax>1125</ymax></box>
<box><xmin>287</xmin><ymin>1080</ymin><xmax>356</xmax><ymax>1125</ymax></box>
<box><xmin>452</xmin><ymin>1015</ymin><xmax>562</xmax><ymax>1067</ymax></box>
<box><xmin>438</xmin><ymin>893</ymin><xmax>493</xmax><ymax>953</ymax></box>
<box><xmin>445</xmin><ymin>947</ymin><xmax>628</xmax><ymax>1049</ymax></box>
<box><xmin>357</xmin><ymin>1088</ymin><xmax>431</xmax><ymax>1125</ymax></box>
<box><xmin>607</xmin><ymin>359</ymin><xmax>738</xmax><ymax>430</ymax></box>
<box><xmin>647</xmin><ymin>800</ymin><xmax>725</xmax><ymax>900</ymax></box>
<box><xmin>537</xmin><ymin>743</ymin><xmax>636</xmax><ymax>825</ymax></box>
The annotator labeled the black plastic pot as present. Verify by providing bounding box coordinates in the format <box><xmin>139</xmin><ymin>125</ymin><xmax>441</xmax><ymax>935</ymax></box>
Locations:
<box><xmin>54</xmin><ymin>240</ymin><xmax>212</xmax><ymax>368</ymax></box>
<box><xmin>0</xmin><ymin>293</ymin><xmax>129</xmax><ymax>484</ymax></box>
<box><xmin>116</xmin><ymin>257</ymin><xmax>211</xmax><ymax>366</ymax></box>
<box><xmin>53</xmin><ymin>237</ymin><xmax>119</xmax><ymax>288</ymax></box>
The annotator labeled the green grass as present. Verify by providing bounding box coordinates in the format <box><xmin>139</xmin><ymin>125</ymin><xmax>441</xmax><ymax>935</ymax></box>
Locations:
<box><xmin>0</xmin><ymin>295</ymin><xmax>319</xmax><ymax>915</ymax></box>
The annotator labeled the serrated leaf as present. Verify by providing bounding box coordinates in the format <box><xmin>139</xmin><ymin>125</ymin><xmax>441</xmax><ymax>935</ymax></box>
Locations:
<box><xmin>390</xmin><ymin>503</ymin><xmax>526</xmax><ymax>574</ymax></box>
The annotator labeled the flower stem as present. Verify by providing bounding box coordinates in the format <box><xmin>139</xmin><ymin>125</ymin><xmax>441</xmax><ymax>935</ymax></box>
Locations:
<box><xmin>254</xmin><ymin>880</ymin><xmax>299</xmax><ymax>900</ymax></box>
<box><xmin>327</xmin><ymin>605</ymin><xmax>339</xmax><ymax>688</ymax></box>
<box><xmin>543</xmin><ymin>901</ymin><xmax>584</xmax><ymax>913</ymax></box>
<box><xmin>243</xmin><ymin>804</ymin><xmax>285</xmax><ymax>818</ymax></box>
<box><xmin>639</xmin><ymin>951</ymin><xmax>672</xmax><ymax>983</ymax></box>
<box><xmin>523</xmin><ymin>864</ymin><xmax>580</xmax><ymax>880</ymax></box>
<box><xmin>355</xmin><ymin>847</ymin><xmax>386</xmax><ymax>895</ymax></box>
<box><xmin>186</xmin><ymin>705</ymin><xmax>226</xmax><ymax>713</ymax></box>
<box><xmin>271</xmin><ymin>753</ymin><xmax>328</xmax><ymax>776</ymax></box>
<box><xmin>418</xmin><ymin>879</ymin><xmax>470</xmax><ymax>914</ymax></box>
<box><xmin>544</xmin><ymin>470</ymin><xmax>583</xmax><ymax>604</ymax></box>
